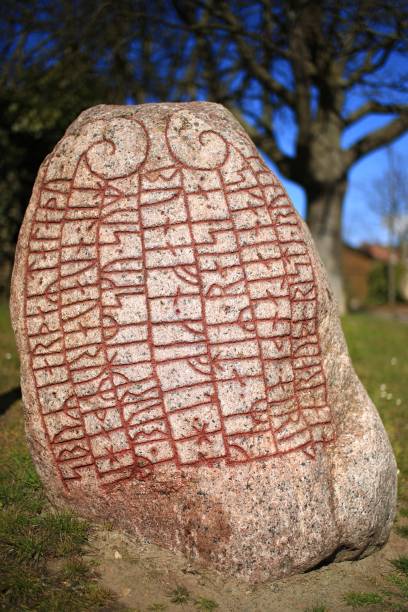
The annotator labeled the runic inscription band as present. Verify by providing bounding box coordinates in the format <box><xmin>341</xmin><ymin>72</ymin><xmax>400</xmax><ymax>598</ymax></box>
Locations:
<box><xmin>23</xmin><ymin>113</ymin><xmax>335</xmax><ymax>490</ymax></box>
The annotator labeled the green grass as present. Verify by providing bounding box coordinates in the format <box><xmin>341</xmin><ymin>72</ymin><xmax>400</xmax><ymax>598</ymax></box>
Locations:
<box><xmin>193</xmin><ymin>597</ymin><xmax>219</xmax><ymax>610</ymax></box>
<box><xmin>342</xmin><ymin>314</ymin><xmax>408</xmax><ymax>502</ymax></box>
<box><xmin>397</xmin><ymin>525</ymin><xmax>408</xmax><ymax>539</ymax></box>
<box><xmin>167</xmin><ymin>586</ymin><xmax>218</xmax><ymax>609</ymax></box>
<box><xmin>169</xmin><ymin>585</ymin><xmax>190</xmax><ymax>604</ymax></box>
<box><xmin>391</xmin><ymin>556</ymin><xmax>408</xmax><ymax>575</ymax></box>
<box><xmin>342</xmin><ymin>314</ymin><xmax>408</xmax><ymax>611</ymax></box>
<box><xmin>0</xmin><ymin>302</ymin><xmax>123</xmax><ymax>611</ymax></box>
<box><xmin>344</xmin><ymin>591</ymin><xmax>384</xmax><ymax>607</ymax></box>
<box><xmin>0</xmin><ymin>428</ymin><xmax>121</xmax><ymax>610</ymax></box>
<box><xmin>350</xmin><ymin>555</ymin><xmax>408</xmax><ymax>611</ymax></box>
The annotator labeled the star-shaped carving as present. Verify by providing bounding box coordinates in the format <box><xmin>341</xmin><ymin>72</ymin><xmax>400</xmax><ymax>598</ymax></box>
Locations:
<box><xmin>192</xmin><ymin>418</ymin><xmax>212</xmax><ymax>445</ymax></box>
<box><xmin>104</xmin><ymin>444</ymin><xmax>121</xmax><ymax>467</ymax></box>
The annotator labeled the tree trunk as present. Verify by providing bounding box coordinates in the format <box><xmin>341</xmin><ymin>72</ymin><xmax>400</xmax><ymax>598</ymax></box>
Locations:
<box><xmin>306</xmin><ymin>180</ymin><xmax>346</xmax><ymax>314</ymax></box>
<box><xmin>387</xmin><ymin>256</ymin><xmax>397</xmax><ymax>308</ymax></box>
<box><xmin>387</xmin><ymin>214</ymin><xmax>397</xmax><ymax>308</ymax></box>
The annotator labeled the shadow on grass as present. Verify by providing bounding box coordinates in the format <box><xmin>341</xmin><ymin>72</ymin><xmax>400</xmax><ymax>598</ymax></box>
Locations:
<box><xmin>0</xmin><ymin>386</ymin><xmax>21</xmax><ymax>416</ymax></box>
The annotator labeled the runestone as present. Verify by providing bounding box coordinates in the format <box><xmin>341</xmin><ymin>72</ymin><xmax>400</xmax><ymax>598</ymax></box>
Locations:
<box><xmin>11</xmin><ymin>103</ymin><xmax>397</xmax><ymax>582</ymax></box>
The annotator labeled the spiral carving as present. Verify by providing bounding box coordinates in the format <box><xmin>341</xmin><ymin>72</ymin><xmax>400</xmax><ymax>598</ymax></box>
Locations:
<box><xmin>166</xmin><ymin>111</ymin><xmax>227</xmax><ymax>169</ymax></box>
<box><xmin>85</xmin><ymin>118</ymin><xmax>148</xmax><ymax>178</ymax></box>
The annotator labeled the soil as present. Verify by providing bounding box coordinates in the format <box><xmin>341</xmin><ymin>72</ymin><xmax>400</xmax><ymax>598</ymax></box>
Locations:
<box><xmin>86</xmin><ymin>524</ymin><xmax>408</xmax><ymax>612</ymax></box>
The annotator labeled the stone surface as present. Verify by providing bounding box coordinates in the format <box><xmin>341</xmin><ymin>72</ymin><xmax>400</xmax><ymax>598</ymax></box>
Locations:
<box><xmin>10</xmin><ymin>102</ymin><xmax>397</xmax><ymax>583</ymax></box>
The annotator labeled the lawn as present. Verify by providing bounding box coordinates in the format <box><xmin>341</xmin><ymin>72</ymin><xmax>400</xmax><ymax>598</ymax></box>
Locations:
<box><xmin>0</xmin><ymin>302</ymin><xmax>123</xmax><ymax>611</ymax></box>
<box><xmin>0</xmin><ymin>301</ymin><xmax>407</xmax><ymax>611</ymax></box>
<box><xmin>342</xmin><ymin>313</ymin><xmax>408</xmax><ymax>503</ymax></box>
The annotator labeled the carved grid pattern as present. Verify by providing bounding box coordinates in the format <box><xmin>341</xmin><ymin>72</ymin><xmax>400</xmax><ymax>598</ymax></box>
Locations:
<box><xmin>23</xmin><ymin>115</ymin><xmax>335</xmax><ymax>489</ymax></box>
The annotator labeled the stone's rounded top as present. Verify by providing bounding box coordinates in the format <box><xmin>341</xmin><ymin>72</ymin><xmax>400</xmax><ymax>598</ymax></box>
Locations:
<box><xmin>65</xmin><ymin>102</ymin><xmax>250</xmax><ymax>151</ymax></box>
<box><xmin>10</xmin><ymin>101</ymin><xmax>397</xmax><ymax>583</ymax></box>
<box><xmin>76</xmin><ymin>101</ymin><xmax>231</xmax><ymax>119</ymax></box>
<box><xmin>48</xmin><ymin>102</ymin><xmax>257</xmax><ymax>183</ymax></box>
<box><xmin>68</xmin><ymin>101</ymin><xmax>228</xmax><ymax>127</ymax></box>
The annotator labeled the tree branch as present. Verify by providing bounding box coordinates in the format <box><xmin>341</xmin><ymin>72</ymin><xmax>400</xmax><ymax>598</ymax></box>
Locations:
<box><xmin>346</xmin><ymin>114</ymin><xmax>408</xmax><ymax>167</ymax></box>
<box><xmin>345</xmin><ymin>101</ymin><xmax>408</xmax><ymax>125</ymax></box>
<box><xmin>344</xmin><ymin>39</ymin><xmax>397</xmax><ymax>88</ymax></box>
<box><xmin>213</xmin><ymin>3</ymin><xmax>295</xmax><ymax>107</ymax></box>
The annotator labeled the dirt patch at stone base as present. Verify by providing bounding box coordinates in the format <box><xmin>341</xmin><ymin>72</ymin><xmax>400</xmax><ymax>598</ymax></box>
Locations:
<box><xmin>86</xmin><ymin>527</ymin><xmax>407</xmax><ymax>611</ymax></box>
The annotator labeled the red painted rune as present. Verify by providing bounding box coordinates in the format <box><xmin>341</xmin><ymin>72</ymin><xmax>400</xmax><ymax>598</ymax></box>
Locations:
<box><xmin>22</xmin><ymin>109</ymin><xmax>335</xmax><ymax>491</ymax></box>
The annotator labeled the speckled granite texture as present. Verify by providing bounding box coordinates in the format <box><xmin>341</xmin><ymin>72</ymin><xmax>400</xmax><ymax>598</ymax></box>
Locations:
<box><xmin>10</xmin><ymin>102</ymin><xmax>397</xmax><ymax>582</ymax></box>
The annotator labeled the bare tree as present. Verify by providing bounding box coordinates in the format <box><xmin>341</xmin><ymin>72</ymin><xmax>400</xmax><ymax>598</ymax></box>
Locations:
<box><xmin>140</xmin><ymin>0</ymin><xmax>408</xmax><ymax>311</ymax></box>
<box><xmin>1</xmin><ymin>1</ymin><xmax>407</xmax><ymax>310</ymax></box>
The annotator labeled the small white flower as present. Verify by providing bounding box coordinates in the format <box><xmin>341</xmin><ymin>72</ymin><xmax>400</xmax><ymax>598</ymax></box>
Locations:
<box><xmin>396</xmin><ymin>398</ymin><xmax>402</xmax><ymax>406</ymax></box>
<box><xmin>4</xmin><ymin>352</ymin><xmax>11</xmax><ymax>360</ymax></box>
<box><xmin>380</xmin><ymin>383</ymin><xmax>386</xmax><ymax>391</ymax></box>
<box><xmin>386</xmin><ymin>393</ymin><xmax>393</xmax><ymax>400</ymax></box>
<box><xmin>391</xmin><ymin>357</ymin><xmax>397</xmax><ymax>366</ymax></box>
